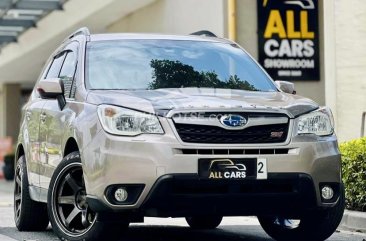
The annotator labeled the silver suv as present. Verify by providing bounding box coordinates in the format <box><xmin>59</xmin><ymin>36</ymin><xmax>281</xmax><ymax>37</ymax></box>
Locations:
<box><xmin>14</xmin><ymin>28</ymin><xmax>344</xmax><ymax>241</ymax></box>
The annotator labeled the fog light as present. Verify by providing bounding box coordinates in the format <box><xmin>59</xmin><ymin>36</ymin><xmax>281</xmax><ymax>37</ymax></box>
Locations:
<box><xmin>114</xmin><ymin>188</ymin><xmax>128</xmax><ymax>202</ymax></box>
<box><xmin>321</xmin><ymin>186</ymin><xmax>334</xmax><ymax>200</ymax></box>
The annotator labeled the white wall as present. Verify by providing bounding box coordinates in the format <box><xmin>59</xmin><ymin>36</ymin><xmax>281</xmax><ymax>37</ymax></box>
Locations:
<box><xmin>334</xmin><ymin>0</ymin><xmax>366</xmax><ymax>141</ymax></box>
<box><xmin>107</xmin><ymin>0</ymin><xmax>225</xmax><ymax>36</ymax></box>
<box><xmin>236</xmin><ymin>0</ymin><xmax>258</xmax><ymax>59</ymax></box>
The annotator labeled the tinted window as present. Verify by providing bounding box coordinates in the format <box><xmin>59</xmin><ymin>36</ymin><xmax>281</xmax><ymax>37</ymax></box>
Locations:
<box><xmin>46</xmin><ymin>52</ymin><xmax>66</xmax><ymax>79</ymax></box>
<box><xmin>86</xmin><ymin>40</ymin><xmax>277</xmax><ymax>92</ymax></box>
<box><xmin>59</xmin><ymin>51</ymin><xmax>77</xmax><ymax>98</ymax></box>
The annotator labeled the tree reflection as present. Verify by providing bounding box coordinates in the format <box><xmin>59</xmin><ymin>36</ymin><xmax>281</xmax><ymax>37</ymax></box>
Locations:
<box><xmin>148</xmin><ymin>59</ymin><xmax>258</xmax><ymax>91</ymax></box>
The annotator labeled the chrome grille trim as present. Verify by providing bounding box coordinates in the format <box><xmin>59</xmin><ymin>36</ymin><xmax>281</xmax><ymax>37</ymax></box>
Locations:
<box><xmin>170</xmin><ymin>111</ymin><xmax>290</xmax><ymax>144</ymax></box>
<box><xmin>173</xmin><ymin>115</ymin><xmax>288</xmax><ymax>130</ymax></box>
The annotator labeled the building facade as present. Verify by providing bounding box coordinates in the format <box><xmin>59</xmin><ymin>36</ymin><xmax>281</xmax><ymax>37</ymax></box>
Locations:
<box><xmin>0</xmin><ymin>0</ymin><xmax>365</xmax><ymax>143</ymax></box>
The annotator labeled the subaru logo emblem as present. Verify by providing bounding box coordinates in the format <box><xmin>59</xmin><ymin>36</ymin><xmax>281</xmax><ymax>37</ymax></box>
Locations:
<box><xmin>220</xmin><ymin>115</ymin><xmax>247</xmax><ymax>128</ymax></box>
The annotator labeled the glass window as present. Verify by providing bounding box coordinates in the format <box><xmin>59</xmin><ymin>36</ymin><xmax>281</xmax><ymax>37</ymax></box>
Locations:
<box><xmin>59</xmin><ymin>51</ymin><xmax>77</xmax><ymax>98</ymax></box>
<box><xmin>86</xmin><ymin>40</ymin><xmax>277</xmax><ymax>92</ymax></box>
<box><xmin>46</xmin><ymin>52</ymin><xmax>66</xmax><ymax>79</ymax></box>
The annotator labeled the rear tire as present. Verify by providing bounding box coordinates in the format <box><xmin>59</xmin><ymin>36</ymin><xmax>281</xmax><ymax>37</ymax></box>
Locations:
<box><xmin>185</xmin><ymin>215</ymin><xmax>223</xmax><ymax>229</ymax></box>
<box><xmin>258</xmin><ymin>184</ymin><xmax>345</xmax><ymax>241</ymax></box>
<box><xmin>48</xmin><ymin>152</ymin><xmax>129</xmax><ymax>241</ymax></box>
<box><xmin>14</xmin><ymin>156</ymin><xmax>49</xmax><ymax>231</ymax></box>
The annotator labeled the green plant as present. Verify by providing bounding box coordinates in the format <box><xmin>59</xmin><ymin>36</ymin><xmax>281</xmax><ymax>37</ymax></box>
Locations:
<box><xmin>340</xmin><ymin>137</ymin><xmax>366</xmax><ymax>211</ymax></box>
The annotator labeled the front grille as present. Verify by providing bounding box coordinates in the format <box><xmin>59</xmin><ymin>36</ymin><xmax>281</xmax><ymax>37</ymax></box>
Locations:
<box><xmin>174</xmin><ymin>123</ymin><xmax>289</xmax><ymax>144</ymax></box>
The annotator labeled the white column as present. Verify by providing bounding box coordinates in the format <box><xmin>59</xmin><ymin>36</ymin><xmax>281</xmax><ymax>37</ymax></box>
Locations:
<box><xmin>322</xmin><ymin>0</ymin><xmax>337</xmax><ymax>127</ymax></box>
<box><xmin>1</xmin><ymin>84</ymin><xmax>21</xmax><ymax>142</ymax></box>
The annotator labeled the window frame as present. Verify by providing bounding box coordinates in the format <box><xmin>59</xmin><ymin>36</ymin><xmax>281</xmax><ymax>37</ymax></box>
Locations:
<box><xmin>45</xmin><ymin>52</ymin><xmax>67</xmax><ymax>80</ymax></box>
<box><xmin>59</xmin><ymin>50</ymin><xmax>78</xmax><ymax>98</ymax></box>
<box><xmin>84</xmin><ymin>40</ymin><xmax>278</xmax><ymax>92</ymax></box>
<box><xmin>31</xmin><ymin>41</ymin><xmax>80</xmax><ymax>101</ymax></box>
<box><xmin>59</xmin><ymin>41</ymin><xmax>79</xmax><ymax>99</ymax></box>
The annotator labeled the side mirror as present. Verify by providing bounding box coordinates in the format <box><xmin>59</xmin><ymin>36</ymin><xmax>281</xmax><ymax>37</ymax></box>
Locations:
<box><xmin>37</xmin><ymin>78</ymin><xmax>66</xmax><ymax>109</ymax></box>
<box><xmin>275</xmin><ymin>80</ymin><xmax>296</xmax><ymax>95</ymax></box>
<box><xmin>37</xmin><ymin>78</ymin><xmax>64</xmax><ymax>98</ymax></box>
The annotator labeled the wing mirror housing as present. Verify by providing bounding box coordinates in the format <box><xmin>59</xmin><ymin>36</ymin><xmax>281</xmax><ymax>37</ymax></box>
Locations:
<box><xmin>37</xmin><ymin>78</ymin><xmax>66</xmax><ymax>109</ymax></box>
<box><xmin>275</xmin><ymin>80</ymin><xmax>296</xmax><ymax>95</ymax></box>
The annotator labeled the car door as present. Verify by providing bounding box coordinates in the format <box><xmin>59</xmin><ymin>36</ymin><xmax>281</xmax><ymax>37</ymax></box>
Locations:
<box><xmin>23</xmin><ymin>52</ymin><xmax>66</xmax><ymax>188</ymax></box>
<box><xmin>39</xmin><ymin>42</ymin><xmax>79</xmax><ymax>189</ymax></box>
<box><xmin>36</xmin><ymin>51</ymin><xmax>67</xmax><ymax>188</ymax></box>
<box><xmin>23</xmin><ymin>93</ymin><xmax>47</xmax><ymax>186</ymax></box>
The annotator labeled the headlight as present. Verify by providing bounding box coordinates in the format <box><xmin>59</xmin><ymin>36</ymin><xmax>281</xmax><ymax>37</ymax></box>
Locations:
<box><xmin>296</xmin><ymin>107</ymin><xmax>334</xmax><ymax>136</ymax></box>
<box><xmin>97</xmin><ymin>105</ymin><xmax>164</xmax><ymax>136</ymax></box>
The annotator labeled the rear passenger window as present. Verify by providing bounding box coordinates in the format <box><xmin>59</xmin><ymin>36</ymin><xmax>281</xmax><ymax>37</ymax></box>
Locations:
<box><xmin>46</xmin><ymin>52</ymin><xmax>66</xmax><ymax>78</ymax></box>
<box><xmin>59</xmin><ymin>51</ymin><xmax>77</xmax><ymax>98</ymax></box>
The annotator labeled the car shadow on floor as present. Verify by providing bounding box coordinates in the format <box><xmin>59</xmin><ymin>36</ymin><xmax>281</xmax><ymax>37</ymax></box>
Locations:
<box><xmin>0</xmin><ymin>225</ymin><xmax>272</xmax><ymax>241</ymax></box>
<box><xmin>118</xmin><ymin>225</ymin><xmax>272</xmax><ymax>241</ymax></box>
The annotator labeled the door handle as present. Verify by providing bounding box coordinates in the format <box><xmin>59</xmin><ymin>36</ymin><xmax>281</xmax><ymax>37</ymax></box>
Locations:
<box><xmin>25</xmin><ymin>111</ymin><xmax>31</xmax><ymax>121</ymax></box>
<box><xmin>40</xmin><ymin>113</ymin><xmax>47</xmax><ymax>123</ymax></box>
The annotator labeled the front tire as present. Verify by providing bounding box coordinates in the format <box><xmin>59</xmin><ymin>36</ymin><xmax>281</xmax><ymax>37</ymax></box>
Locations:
<box><xmin>48</xmin><ymin>152</ymin><xmax>128</xmax><ymax>241</ymax></box>
<box><xmin>185</xmin><ymin>215</ymin><xmax>223</xmax><ymax>229</ymax></box>
<box><xmin>14</xmin><ymin>156</ymin><xmax>49</xmax><ymax>231</ymax></box>
<box><xmin>258</xmin><ymin>185</ymin><xmax>345</xmax><ymax>241</ymax></box>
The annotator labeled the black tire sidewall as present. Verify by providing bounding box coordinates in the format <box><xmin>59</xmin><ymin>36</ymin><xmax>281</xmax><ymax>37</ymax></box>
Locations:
<box><xmin>186</xmin><ymin>216</ymin><xmax>223</xmax><ymax>229</ymax></box>
<box><xmin>15</xmin><ymin>156</ymin><xmax>49</xmax><ymax>231</ymax></box>
<box><xmin>15</xmin><ymin>156</ymin><xmax>28</xmax><ymax>228</ymax></box>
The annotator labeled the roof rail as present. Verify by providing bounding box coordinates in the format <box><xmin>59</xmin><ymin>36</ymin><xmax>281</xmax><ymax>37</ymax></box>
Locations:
<box><xmin>190</xmin><ymin>30</ymin><xmax>217</xmax><ymax>37</ymax></box>
<box><xmin>63</xmin><ymin>27</ymin><xmax>90</xmax><ymax>42</ymax></box>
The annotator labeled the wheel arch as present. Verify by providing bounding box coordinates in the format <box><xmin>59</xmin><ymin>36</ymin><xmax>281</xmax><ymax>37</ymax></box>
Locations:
<box><xmin>63</xmin><ymin>137</ymin><xmax>79</xmax><ymax>157</ymax></box>
<box><xmin>15</xmin><ymin>143</ymin><xmax>25</xmax><ymax>163</ymax></box>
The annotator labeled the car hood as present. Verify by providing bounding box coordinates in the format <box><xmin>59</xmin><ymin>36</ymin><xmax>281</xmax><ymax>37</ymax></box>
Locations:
<box><xmin>86</xmin><ymin>88</ymin><xmax>319</xmax><ymax>118</ymax></box>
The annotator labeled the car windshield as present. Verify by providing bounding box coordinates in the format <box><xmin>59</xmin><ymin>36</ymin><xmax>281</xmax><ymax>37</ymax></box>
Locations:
<box><xmin>85</xmin><ymin>39</ymin><xmax>277</xmax><ymax>91</ymax></box>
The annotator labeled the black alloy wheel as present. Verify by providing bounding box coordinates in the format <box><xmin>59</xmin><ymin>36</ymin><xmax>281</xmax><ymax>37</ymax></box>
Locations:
<box><xmin>51</xmin><ymin>162</ymin><xmax>97</xmax><ymax>237</ymax></box>
<box><xmin>48</xmin><ymin>152</ymin><xmax>129</xmax><ymax>241</ymax></box>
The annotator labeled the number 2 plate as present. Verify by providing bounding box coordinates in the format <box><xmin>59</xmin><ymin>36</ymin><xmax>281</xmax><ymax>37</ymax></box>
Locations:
<box><xmin>257</xmin><ymin>158</ymin><xmax>267</xmax><ymax>180</ymax></box>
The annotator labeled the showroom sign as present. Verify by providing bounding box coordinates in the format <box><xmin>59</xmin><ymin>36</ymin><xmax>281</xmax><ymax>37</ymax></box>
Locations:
<box><xmin>257</xmin><ymin>0</ymin><xmax>320</xmax><ymax>81</ymax></box>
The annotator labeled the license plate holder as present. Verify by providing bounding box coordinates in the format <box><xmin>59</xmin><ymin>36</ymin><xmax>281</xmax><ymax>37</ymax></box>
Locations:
<box><xmin>198</xmin><ymin>158</ymin><xmax>267</xmax><ymax>180</ymax></box>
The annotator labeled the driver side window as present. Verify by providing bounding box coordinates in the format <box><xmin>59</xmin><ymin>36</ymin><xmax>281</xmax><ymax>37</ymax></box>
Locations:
<box><xmin>59</xmin><ymin>51</ymin><xmax>77</xmax><ymax>99</ymax></box>
<box><xmin>46</xmin><ymin>52</ymin><xmax>66</xmax><ymax>79</ymax></box>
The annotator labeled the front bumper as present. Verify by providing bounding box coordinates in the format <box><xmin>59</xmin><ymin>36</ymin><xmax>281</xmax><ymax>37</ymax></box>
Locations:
<box><xmin>82</xmin><ymin>118</ymin><xmax>341</xmax><ymax>215</ymax></box>
<box><xmin>87</xmin><ymin>173</ymin><xmax>341</xmax><ymax>217</ymax></box>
